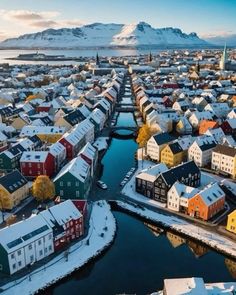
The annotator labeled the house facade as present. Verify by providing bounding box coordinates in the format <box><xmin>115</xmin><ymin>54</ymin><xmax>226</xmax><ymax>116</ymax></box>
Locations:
<box><xmin>226</xmin><ymin>210</ymin><xmax>236</xmax><ymax>234</ymax></box>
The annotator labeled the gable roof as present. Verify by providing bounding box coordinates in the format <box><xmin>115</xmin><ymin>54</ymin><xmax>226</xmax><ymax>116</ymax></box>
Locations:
<box><xmin>0</xmin><ymin>170</ymin><xmax>28</xmax><ymax>193</ymax></box>
<box><xmin>152</xmin><ymin>133</ymin><xmax>175</xmax><ymax>145</ymax></box>
<box><xmin>213</xmin><ymin>144</ymin><xmax>236</xmax><ymax>157</ymax></box>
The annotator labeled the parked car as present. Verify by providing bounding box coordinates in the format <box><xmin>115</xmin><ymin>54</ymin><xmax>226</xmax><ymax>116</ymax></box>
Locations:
<box><xmin>97</xmin><ymin>180</ymin><xmax>108</xmax><ymax>190</ymax></box>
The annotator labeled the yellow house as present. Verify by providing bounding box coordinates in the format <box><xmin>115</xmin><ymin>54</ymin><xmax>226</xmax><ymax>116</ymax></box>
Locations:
<box><xmin>20</xmin><ymin>126</ymin><xmax>66</xmax><ymax>144</ymax></box>
<box><xmin>11</xmin><ymin>116</ymin><xmax>30</xmax><ymax>131</ymax></box>
<box><xmin>161</xmin><ymin>142</ymin><xmax>184</xmax><ymax>168</ymax></box>
<box><xmin>54</xmin><ymin>117</ymin><xmax>73</xmax><ymax>131</ymax></box>
<box><xmin>0</xmin><ymin>170</ymin><xmax>29</xmax><ymax>210</ymax></box>
<box><xmin>226</xmin><ymin>210</ymin><xmax>236</xmax><ymax>234</ymax></box>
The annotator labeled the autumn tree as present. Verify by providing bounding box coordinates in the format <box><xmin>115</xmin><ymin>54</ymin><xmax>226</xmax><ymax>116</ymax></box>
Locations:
<box><xmin>0</xmin><ymin>187</ymin><xmax>11</xmax><ymax>221</ymax></box>
<box><xmin>32</xmin><ymin>175</ymin><xmax>55</xmax><ymax>203</ymax></box>
<box><xmin>136</xmin><ymin>124</ymin><xmax>158</xmax><ymax>148</ymax></box>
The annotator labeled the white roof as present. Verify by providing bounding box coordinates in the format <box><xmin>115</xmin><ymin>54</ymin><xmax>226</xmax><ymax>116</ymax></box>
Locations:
<box><xmin>20</xmin><ymin>126</ymin><xmax>65</xmax><ymax>137</ymax></box>
<box><xmin>78</xmin><ymin>142</ymin><xmax>96</xmax><ymax>162</ymax></box>
<box><xmin>164</xmin><ymin>277</ymin><xmax>207</xmax><ymax>295</ymax></box>
<box><xmin>0</xmin><ymin>214</ymin><xmax>52</xmax><ymax>253</ymax></box>
<box><xmin>199</xmin><ymin>182</ymin><xmax>225</xmax><ymax>206</ymax></box>
<box><xmin>54</xmin><ymin>155</ymin><xmax>90</xmax><ymax>183</ymax></box>
<box><xmin>136</xmin><ymin>163</ymin><xmax>168</xmax><ymax>182</ymax></box>
<box><xmin>20</xmin><ymin>151</ymin><xmax>49</xmax><ymax>163</ymax></box>
<box><xmin>46</xmin><ymin>200</ymin><xmax>82</xmax><ymax>227</ymax></box>
<box><xmin>49</xmin><ymin>142</ymin><xmax>66</xmax><ymax>156</ymax></box>
<box><xmin>171</xmin><ymin>181</ymin><xmax>199</xmax><ymax>200</ymax></box>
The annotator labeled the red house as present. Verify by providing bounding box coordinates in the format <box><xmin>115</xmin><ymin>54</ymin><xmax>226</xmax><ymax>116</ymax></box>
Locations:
<box><xmin>20</xmin><ymin>151</ymin><xmax>55</xmax><ymax>178</ymax></box>
<box><xmin>221</xmin><ymin>119</ymin><xmax>236</xmax><ymax>137</ymax></box>
<box><xmin>36</xmin><ymin>102</ymin><xmax>52</xmax><ymax>113</ymax></box>
<box><xmin>162</xmin><ymin>96</ymin><xmax>173</xmax><ymax>107</ymax></box>
<box><xmin>40</xmin><ymin>199</ymin><xmax>84</xmax><ymax>251</ymax></box>
<box><xmin>59</xmin><ymin>131</ymin><xmax>85</xmax><ymax>160</ymax></box>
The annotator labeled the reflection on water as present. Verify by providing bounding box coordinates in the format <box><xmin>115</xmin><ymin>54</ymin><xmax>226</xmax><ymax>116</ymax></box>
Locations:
<box><xmin>187</xmin><ymin>240</ymin><xmax>209</xmax><ymax>258</ymax></box>
<box><xmin>144</xmin><ymin>222</ymin><xmax>164</xmax><ymax>237</ymax></box>
<box><xmin>225</xmin><ymin>258</ymin><xmax>236</xmax><ymax>279</ymax></box>
<box><xmin>166</xmin><ymin>231</ymin><xmax>186</xmax><ymax>248</ymax></box>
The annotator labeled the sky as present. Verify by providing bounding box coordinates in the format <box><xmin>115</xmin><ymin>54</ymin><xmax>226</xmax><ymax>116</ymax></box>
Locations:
<box><xmin>0</xmin><ymin>0</ymin><xmax>235</xmax><ymax>41</ymax></box>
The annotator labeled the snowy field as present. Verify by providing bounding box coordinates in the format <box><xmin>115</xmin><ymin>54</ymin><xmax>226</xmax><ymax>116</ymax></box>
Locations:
<box><xmin>116</xmin><ymin>200</ymin><xmax>236</xmax><ymax>259</ymax></box>
<box><xmin>1</xmin><ymin>201</ymin><xmax>116</xmax><ymax>295</ymax></box>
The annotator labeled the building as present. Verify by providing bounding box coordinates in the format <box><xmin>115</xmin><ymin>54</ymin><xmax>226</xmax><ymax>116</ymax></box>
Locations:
<box><xmin>163</xmin><ymin>277</ymin><xmax>207</xmax><ymax>295</ymax></box>
<box><xmin>40</xmin><ymin>200</ymin><xmax>84</xmax><ymax>251</ymax></box>
<box><xmin>160</xmin><ymin>142</ymin><xmax>184</xmax><ymax>168</ymax></box>
<box><xmin>226</xmin><ymin>210</ymin><xmax>236</xmax><ymax>234</ymax></box>
<box><xmin>49</xmin><ymin>142</ymin><xmax>67</xmax><ymax>172</ymax></box>
<box><xmin>0</xmin><ymin>170</ymin><xmax>29</xmax><ymax>210</ymax></box>
<box><xmin>211</xmin><ymin>144</ymin><xmax>236</xmax><ymax>178</ymax></box>
<box><xmin>188</xmin><ymin>183</ymin><xmax>225</xmax><ymax>221</ymax></box>
<box><xmin>198</xmin><ymin>120</ymin><xmax>218</xmax><ymax>135</ymax></box>
<box><xmin>188</xmin><ymin>136</ymin><xmax>216</xmax><ymax>167</ymax></box>
<box><xmin>219</xmin><ymin>44</ymin><xmax>228</xmax><ymax>70</ymax></box>
<box><xmin>0</xmin><ymin>214</ymin><xmax>54</xmax><ymax>274</ymax></box>
<box><xmin>54</xmin><ymin>155</ymin><xmax>91</xmax><ymax>199</ymax></box>
<box><xmin>146</xmin><ymin>133</ymin><xmax>175</xmax><ymax>162</ymax></box>
<box><xmin>167</xmin><ymin>181</ymin><xmax>199</xmax><ymax>213</ymax></box>
<box><xmin>136</xmin><ymin>161</ymin><xmax>200</xmax><ymax>203</ymax></box>
<box><xmin>20</xmin><ymin>151</ymin><xmax>55</xmax><ymax>178</ymax></box>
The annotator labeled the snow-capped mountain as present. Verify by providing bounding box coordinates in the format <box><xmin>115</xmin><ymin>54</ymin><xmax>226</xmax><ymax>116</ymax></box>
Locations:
<box><xmin>204</xmin><ymin>34</ymin><xmax>236</xmax><ymax>46</ymax></box>
<box><xmin>0</xmin><ymin>22</ymin><xmax>208</xmax><ymax>49</ymax></box>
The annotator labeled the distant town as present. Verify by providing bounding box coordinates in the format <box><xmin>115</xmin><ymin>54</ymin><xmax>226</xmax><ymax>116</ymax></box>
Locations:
<box><xmin>0</xmin><ymin>46</ymin><xmax>235</xmax><ymax>294</ymax></box>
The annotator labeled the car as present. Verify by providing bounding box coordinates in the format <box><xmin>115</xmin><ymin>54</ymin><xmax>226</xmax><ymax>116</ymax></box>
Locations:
<box><xmin>97</xmin><ymin>180</ymin><xmax>108</xmax><ymax>190</ymax></box>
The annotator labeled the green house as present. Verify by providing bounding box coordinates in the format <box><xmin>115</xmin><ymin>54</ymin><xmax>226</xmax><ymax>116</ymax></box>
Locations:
<box><xmin>54</xmin><ymin>156</ymin><xmax>91</xmax><ymax>199</ymax></box>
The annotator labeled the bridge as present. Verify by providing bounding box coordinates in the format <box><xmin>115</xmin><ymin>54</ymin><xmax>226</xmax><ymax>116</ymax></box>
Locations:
<box><xmin>110</xmin><ymin>126</ymin><xmax>138</xmax><ymax>131</ymax></box>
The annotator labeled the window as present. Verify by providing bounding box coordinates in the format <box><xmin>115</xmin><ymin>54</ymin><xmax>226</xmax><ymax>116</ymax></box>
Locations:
<box><xmin>38</xmin><ymin>240</ymin><xmax>41</xmax><ymax>246</ymax></box>
<box><xmin>30</xmin><ymin>255</ymin><xmax>34</xmax><ymax>263</ymax></box>
<box><xmin>17</xmin><ymin>250</ymin><xmax>21</xmax><ymax>256</ymax></box>
<box><xmin>28</xmin><ymin>244</ymin><xmax>32</xmax><ymax>250</ymax></box>
<box><xmin>49</xmin><ymin>245</ymin><xmax>52</xmax><ymax>251</ymax></box>
<box><xmin>60</xmin><ymin>190</ymin><xmax>64</xmax><ymax>196</ymax></box>
<box><xmin>75</xmin><ymin>182</ymin><xmax>79</xmax><ymax>187</ymax></box>
<box><xmin>45</xmin><ymin>248</ymin><xmax>48</xmax><ymax>254</ymax></box>
<box><xmin>67</xmin><ymin>182</ymin><xmax>71</xmax><ymax>187</ymax></box>
<box><xmin>12</xmin><ymin>263</ymin><xmax>16</xmax><ymax>270</ymax></box>
<box><xmin>60</xmin><ymin>181</ymin><xmax>63</xmax><ymax>187</ymax></box>
<box><xmin>11</xmin><ymin>253</ymin><xmax>14</xmax><ymax>259</ymax></box>
<box><xmin>39</xmin><ymin>250</ymin><xmax>43</xmax><ymax>256</ymax></box>
<box><xmin>18</xmin><ymin>261</ymin><xmax>22</xmax><ymax>267</ymax></box>
<box><xmin>48</xmin><ymin>234</ymin><xmax>52</xmax><ymax>240</ymax></box>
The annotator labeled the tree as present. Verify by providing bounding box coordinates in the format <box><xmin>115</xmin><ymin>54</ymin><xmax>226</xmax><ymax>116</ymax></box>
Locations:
<box><xmin>32</xmin><ymin>175</ymin><xmax>55</xmax><ymax>202</ymax></box>
<box><xmin>0</xmin><ymin>187</ymin><xmax>11</xmax><ymax>222</ymax></box>
<box><xmin>136</xmin><ymin>124</ymin><xmax>157</xmax><ymax>148</ymax></box>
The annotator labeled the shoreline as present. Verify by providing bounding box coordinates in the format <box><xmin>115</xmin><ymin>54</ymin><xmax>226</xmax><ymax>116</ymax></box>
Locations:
<box><xmin>1</xmin><ymin>201</ymin><xmax>117</xmax><ymax>295</ymax></box>
<box><xmin>113</xmin><ymin>200</ymin><xmax>236</xmax><ymax>261</ymax></box>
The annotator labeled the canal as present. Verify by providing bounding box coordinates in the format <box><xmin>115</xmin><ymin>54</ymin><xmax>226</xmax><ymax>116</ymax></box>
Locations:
<box><xmin>42</xmin><ymin>104</ymin><xmax>235</xmax><ymax>294</ymax></box>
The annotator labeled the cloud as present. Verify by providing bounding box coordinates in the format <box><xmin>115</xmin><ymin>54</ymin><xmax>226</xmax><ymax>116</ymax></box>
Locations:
<box><xmin>0</xmin><ymin>9</ymin><xmax>60</xmax><ymax>23</ymax></box>
<box><xmin>200</xmin><ymin>30</ymin><xmax>234</xmax><ymax>39</ymax></box>
<box><xmin>63</xmin><ymin>20</ymin><xmax>84</xmax><ymax>27</ymax></box>
<box><xmin>30</xmin><ymin>20</ymin><xmax>58</xmax><ymax>28</ymax></box>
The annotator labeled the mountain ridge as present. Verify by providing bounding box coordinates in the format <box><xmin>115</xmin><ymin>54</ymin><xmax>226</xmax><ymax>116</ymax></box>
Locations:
<box><xmin>0</xmin><ymin>21</ymin><xmax>209</xmax><ymax>49</ymax></box>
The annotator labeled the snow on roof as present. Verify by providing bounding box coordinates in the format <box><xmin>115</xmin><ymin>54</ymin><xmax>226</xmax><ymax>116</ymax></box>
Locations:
<box><xmin>20</xmin><ymin>126</ymin><xmax>65</xmax><ymax>137</ymax></box>
<box><xmin>54</xmin><ymin>155</ymin><xmax>90</xmax><ymax>183</ymax></box>
<box><xmin>20</xmin><ymin>151</ymin><xmax>49</xmax><ymax>163</ymax></box>
<box><xmin>0</xmin><ymin>214</ymin><xmax>51</xmax><ymax>253</ymax></box>
<box><xmin>78</xmin><ymin>142</ymin><xmax>96</xmax><ymax>161</ymax></box>
<box><xmin>198</xmin><ymin>182</ymin><xmax>225</xmax><ymax>206</ymax></box>
<box><xmin>49</xmin><ymin>142</ymin><xmax>66</xmax><ymax>156</ymax></box>
<box><xmin>164</xmin><ymin>277</ymin><xmax>207</xmax><ymax>295</ymax></box>
<box><xmin>171</xmin><ymin>181</ymin><xmax>199</xmax><ymax>199</ymax></box>
<box><xmin>48</xmin><ymin>200</ymin><xmax>82</xmax><ymax>226</ymax></box>
<box><xmin>227</xmin><ymin>118</ymin><xmax>236</xmax><ymax>129</ymax></box>
<box><xmin>136</xmin><ymin>163</ymin><xmax>168</xmax><ymax>182</ymax></box>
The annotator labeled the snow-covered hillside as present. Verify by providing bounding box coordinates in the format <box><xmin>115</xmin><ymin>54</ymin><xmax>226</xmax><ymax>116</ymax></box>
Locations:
<box><xmin>0</xmin><ymin>22</ymin><xmax>208</xmax><ymax>49</ymax></box>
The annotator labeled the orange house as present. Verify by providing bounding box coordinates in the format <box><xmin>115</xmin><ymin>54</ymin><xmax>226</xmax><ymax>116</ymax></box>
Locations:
<box><xmin>188</xmin><ymin>183</ymin><xmax>225</xmax><ymax>221</ymax></box>
<box><xmin>199</xmin><ymin>120</ymin><xmax>218</xmax><ymax>135</ymax></box>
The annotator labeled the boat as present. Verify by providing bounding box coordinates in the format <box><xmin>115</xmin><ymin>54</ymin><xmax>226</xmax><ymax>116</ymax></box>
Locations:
<box><xmin>97</xmin><ymin>180</ymin><xmax>108</xmax><ymax>190</ymax></box>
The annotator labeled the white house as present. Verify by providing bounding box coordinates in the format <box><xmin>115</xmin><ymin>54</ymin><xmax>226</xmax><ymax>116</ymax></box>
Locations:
<box><xmin>204</xmin><ymin>127</ymin><xmax>225</xmax><ymax>143</ymax></box>
<box><xmin>0</xmin><ymin>214</ymin><xmax>54</xmax><ymax>274</ymax></box>
<box><xmin>189</xmin><ymin>111</ymin><xmax>213</xmax><ymax>129</ymax></box>
<box><xmin>188</xmin><ymin>136</ymin><xmax>216</xmax><ymax>167</ymax></box>
<box><xmin>167</xmin><ymin>181</ymin><xmax>199</xmax><ymax>212</ymax></box>
<box><xmin>49</xmin><ymin>141</ymin><xmax>67</xmax><ymax>171</ymax></box>
<box><xmin>204</xmin><ymin>103</ymin><xmax>230</xmax><ymax>118</ymax></box>
<box><xmin>211</xmin><ymin>144</ymin><xmax>236</xmax><ymax>178</ymax></box>
<box><xmin>73</xmin><ymin>118</ymin><xmax>95</xmax><ymax>144</ymax></box>
<box><xmin>146</xmin><ymin>133</ymin><xmax>174</xmax><ymax>161</ymax></box>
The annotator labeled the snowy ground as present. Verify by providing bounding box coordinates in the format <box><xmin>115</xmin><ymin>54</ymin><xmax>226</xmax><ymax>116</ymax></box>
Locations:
<box><xmin>152</xmin><ymin>282</ymin><xmax>236</xmax><ymax>295</ymax></box>
<box><xmin>93</xmin><ymin>137</ymin><xmax>109</xmax><ymax>151</ymax></box>
<box><xmin>1</xmin><ymin>201</ymin><xmax>116</xmax><ymax>295</ymax></box>
<box><xmin>116</xmin><ymin>200</ymin><xmax>236</xmax><ymax>259</ymax></box>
